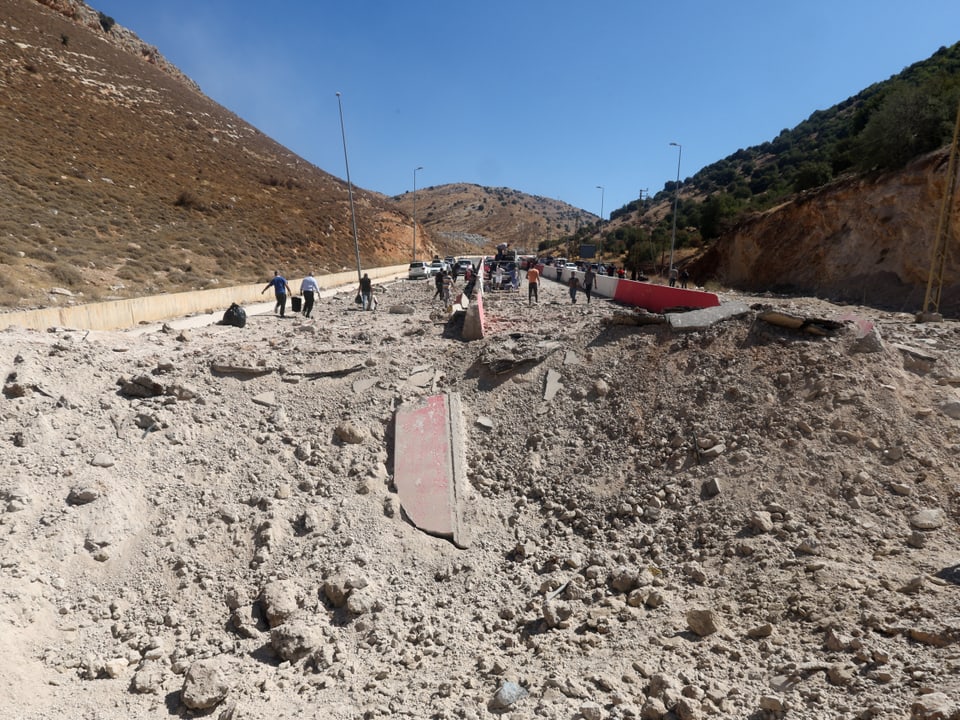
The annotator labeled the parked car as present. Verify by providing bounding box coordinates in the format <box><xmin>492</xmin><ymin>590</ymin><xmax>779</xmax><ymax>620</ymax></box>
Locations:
<box><xmin>457</xmin><ymin>259</ymin><xmax>474</xmax><ymax>273</ymax></box>
<box><xmin>408</xmin><ymin>261</ymin><xmax>430</xmax><ymax>280</ymax></box>
<box><xmin>444</xmin><ymin>256</ymin><xmax>457</xmax><ymax>267</ymax></box>
<box><xmin>428</xmin><ymin>259</ymin><xmax>446</xmax><ymax>276</ymax></box>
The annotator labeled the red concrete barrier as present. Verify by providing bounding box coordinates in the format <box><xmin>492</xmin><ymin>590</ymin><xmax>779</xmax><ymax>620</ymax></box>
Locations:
<box><xmin>393</xmin><ymin>393</ymin><xmax>467</xmax><ymax>548</ymax></box>
<box><xmin>613</xmin><ymin>279</ymin><xmax>719</xmax><ymax>313</ymax></box>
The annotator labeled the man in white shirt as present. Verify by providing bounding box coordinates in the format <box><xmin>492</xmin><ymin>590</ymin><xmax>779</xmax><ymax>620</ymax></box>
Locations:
<box><xmin>300</xmin><ymin>272</ymin><xmax>320</xmax><ymax>317</ymax></box>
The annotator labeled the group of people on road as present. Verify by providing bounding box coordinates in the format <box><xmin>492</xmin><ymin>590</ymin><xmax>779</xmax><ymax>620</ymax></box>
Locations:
<box><xmin>260</xmin><ymin>269</ymin><xmax>378</xmax><ymax>319</ymax></box>
<box><xmin>258</xmin><ymin>257</ymin><xmax>693</xmax><ymax>323</ymax></box>
<box><xmin>565</xmin><ymin>265</ymin><xmax>596</xmax><ymax>304</ymax></box>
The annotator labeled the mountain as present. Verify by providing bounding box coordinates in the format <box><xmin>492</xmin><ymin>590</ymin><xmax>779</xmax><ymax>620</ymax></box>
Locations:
<box><xmin>0</xmin><ymin>0</ymin><xmax>597</xmax><ymax>312</ymax></box>
<box><xmin>0</xmin><ymin>0</ymin><xmax>430</xmax><ymax>309</ymax></box>
<box><xmin>390</xmin><ymin>183</ymin><xmax>596</xmax><ymax>256</ymax></box>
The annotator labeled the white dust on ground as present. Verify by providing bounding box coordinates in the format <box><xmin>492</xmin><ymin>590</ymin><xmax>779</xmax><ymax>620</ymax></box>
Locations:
<box><xmin>1</xmin><ymin>275</ymin><xmax>959</xmax><ymax>720</ymax></box>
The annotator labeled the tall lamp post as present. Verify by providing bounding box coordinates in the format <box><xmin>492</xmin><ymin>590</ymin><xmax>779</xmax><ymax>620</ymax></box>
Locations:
<box><xmin>668</xmin><ymin>142</ymin><xmax>682</xmax><ymax>276</ymax></box>
<box><xmin>412</xmin><ymin>166</ymin><xmax>423</xmax><ymax>262</ymax></box>
<box><xmin>336</xmin><ymin>92</ymin><xmax>362</xmax><ymax>283</ymax></box>
<box><xmin>596</xmin><ymin>185</ymin><xmax>604</xmax><ymax>259</ymax></box>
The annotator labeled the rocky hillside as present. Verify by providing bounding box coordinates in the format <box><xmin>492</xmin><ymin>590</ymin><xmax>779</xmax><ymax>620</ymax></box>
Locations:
<box><xmin>0</xmin><ymin>0</ymin><xmax>431</xmax><ymax>310</ymax></box>
<box><xmin>391</xmin><ymin>183</ymin><xmax>596</xmax><ymax>254</ymax></box>
<box><xmin>691</xmin><ymin>149</ymin><xmax>960</xmax><ymax>315</ymax></box>
<box><xmin>0</xmin><ymin>0</ymin><xmax>600</xmax><ymax>312</ymax></box>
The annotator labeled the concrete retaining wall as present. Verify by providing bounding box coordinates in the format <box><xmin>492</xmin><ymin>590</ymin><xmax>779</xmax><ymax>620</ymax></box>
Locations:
<box><xmin>0</xmin><ymin>265</ymin><xmax>408</xmax><ymax>333</ymax></box>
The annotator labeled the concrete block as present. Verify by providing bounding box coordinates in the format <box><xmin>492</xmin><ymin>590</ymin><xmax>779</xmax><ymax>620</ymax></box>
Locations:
<box><xmin>393</xmin><ymin>393</ymin><xmax>468</xmax><ymax>548</ymax></box>
<box><xmin>666</xmin><ymin>302</ymin><xmax>751</xmax><ymax>331</ymax></box>
<box><xmin>462</xmin><ymin>287</ymin><xmax>486</xmax><ymax>340</ymax></box>
<box><xmin>544</xmin><ymin>369</ymin><xmax>562</xmax><ymax>401</ymax></box>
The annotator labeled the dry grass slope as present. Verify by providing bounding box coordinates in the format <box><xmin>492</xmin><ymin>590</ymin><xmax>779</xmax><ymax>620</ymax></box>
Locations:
<box><xmin>0</xmin><ymin>0</ymin><xmax>419</xmax><ymax>309</ymax></box>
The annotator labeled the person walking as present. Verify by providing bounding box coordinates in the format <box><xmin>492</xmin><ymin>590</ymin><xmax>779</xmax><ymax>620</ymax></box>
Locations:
<box><xmin>441</xmin><ymin>269</ymin><xmax>454</xmax><ymax>306</ymax></box>
<box><xmin>526</xmin><ymin>264</ymin><xmax>540</xmax><ymax>305</ymax></box>
<box><xmin>300</xmin><ymin>271</ymin><xmax>319</xmax><ymax>318</ymax></box>
<box><xmin>261</xmin><ymin>270</ymin><xmax>291</xmax><ymax>318</ymax></box>
<box><xmin>358</xmin><ymin>273</ymin><xmax>374</xmax><ymax>311</ymax></box>
<box><xmin>433</xmin><ymin>270</ymin><xmax>444</xmax><ymax>301</ymax></box>
<box><xmin>583</xmin><ymin>266</ymin><xmax>596</xmax><ymax>304</ymax></box>
<box><xmin>568</xmin><ymin>273</ymin><xmax>579</xmax><ymax>304</ymax></box>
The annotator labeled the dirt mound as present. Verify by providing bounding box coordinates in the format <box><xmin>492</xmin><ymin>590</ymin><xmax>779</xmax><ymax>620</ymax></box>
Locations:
<box><xmin>1</xmin><ymin>277</ymin><xmax>959</xmax><ymax>719</ymax></box>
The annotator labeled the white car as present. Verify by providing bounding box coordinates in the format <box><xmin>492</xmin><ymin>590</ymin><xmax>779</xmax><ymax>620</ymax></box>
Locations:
<box><xmin>408</xmin><ymin>261</ymin><xmax>430</xmax><ymax>280</ymax></box>
<box><xmin>428</xmin><ymin>260</ymin><xmax>447</xmax><ymax>276</ymax></box>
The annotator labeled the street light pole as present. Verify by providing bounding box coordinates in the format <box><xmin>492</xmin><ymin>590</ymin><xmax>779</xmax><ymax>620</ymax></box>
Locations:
<box><xmin>412</xmin><ymin>166</ymin><xmax>423</xmax><ymax>262</ymax></box>
<box><xmin>596</xmin><ymin>185</ymin><xmax>604</xmax><ymax>259</ymax></box>
<box><xmin>668</xmin><ymin>142</ymin><xmax>682</xmax><ymax>276</ymax></box>
<box><xmin>336</xmin><ymin>92</ymin><xmax>362</xmax><ymax>284</ymax></box>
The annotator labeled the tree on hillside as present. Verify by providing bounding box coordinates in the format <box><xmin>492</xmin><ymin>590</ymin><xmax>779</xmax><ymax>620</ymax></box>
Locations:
<box><xmin>854</xmin><ymin>79</ymin><xmax>960</xmax><ymax>171</ymax></box>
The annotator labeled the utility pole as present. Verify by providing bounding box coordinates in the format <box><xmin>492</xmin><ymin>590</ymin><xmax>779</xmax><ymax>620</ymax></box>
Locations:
<box><xmin>919</xmin><ymin>98</ymin><xmax>960</xmax><ymax>322</ymax></box>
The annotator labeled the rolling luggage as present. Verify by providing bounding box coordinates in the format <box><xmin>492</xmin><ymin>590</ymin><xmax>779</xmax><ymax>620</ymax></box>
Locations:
<box><xmin>290</xmin><ymin>295</ymin><xmax>302</xmax><ymax>313</ymax></box>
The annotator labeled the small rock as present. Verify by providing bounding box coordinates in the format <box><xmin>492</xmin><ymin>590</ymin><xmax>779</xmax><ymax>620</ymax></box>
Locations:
<box><xmin>942</xmin><ymin>397</ymin><xmax>960</xmax><ymax>420</ymax></box>
<box><xmin>252</xmin><ymin>391</ymin><xmax>277</xmax><ymax>408</ymax></box>
<box><xmin>334</xmin><ymin>422</ymin><xmax>367</xmax><ymax>445</ymax></box>
<box><xmin>580</xmin><ymin>701</ymin><xmax>603</xmax><ymax>720</ymax></box>
<box><xmin>909</xmin><ymin>509</ymin><xmax>944</xmax><ymax>530</ymax></box>
<box><xmin>475</xmin><ymin>415</ymin><xmax>495</xmax><ymax>430</ymax></box>
<box><xmin>749</xmin><ymin>510</ymin><xmax>774</xmax><ymax>533</ymax></box>
<box><xmin>759</xmin><ymin>695</ymin><xmax>785</xmax><ymax>712</ymax></box>
<box><xmin>850</xmin><ymin>326</ymin><xmax>884</xmax><ymax>353</ymax></box>
<box><xmin>67</xmin><ymin>485</ymin><xmax>100</xmax><ymax>505</ymax></box>
<box><xmin>270</xmin><ymin>618</ymin><xmax>321</xmax><ymax>662</ymax></box>
<box><xmin>686</xmin><ymin>608</ymin><xmax>721</xmax><ymax>637</ymax></box>
<box><xmin>747</xmin><ymin>623</ymin><xmax>773</xmax><ymax>638</ymax></box>
<box><xmin>261</xmin><ymin>580</ymin><xmax>300</xmax><ymax>627</ymax></box>
<box><xmin>103</xmin><ymin>657</ymin><xmax>128</xmax><ymax>678</ymax></box>
<box><xmin>490</xmin><ymin>681</ymin><xmax>528</xmax><ymax>710</ymax></box>
<box><xmin>181</xmin><ymin>659</ymin><xmax>229</xmax><ymax>710</ymax></box>
<box><xmin>90</xmin><ymin>453</ymin><xmax>115</xmax><ymax>468</ymax></box>
<box><xmin>131</xmin><ymin>662</ymin><xmax>164</xmax><ymax>694</ymax></box>
<box><xmin>911</xmin><ymin>692</ymin><xmax>959</xmax><ymax>720</ymax></box>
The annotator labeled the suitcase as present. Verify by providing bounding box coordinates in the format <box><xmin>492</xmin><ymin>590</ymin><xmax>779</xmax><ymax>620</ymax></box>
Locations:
<box><xmin>290</xmin><ymin>296</ymin><xmax>302</xmax><ymax>313</ymax></box>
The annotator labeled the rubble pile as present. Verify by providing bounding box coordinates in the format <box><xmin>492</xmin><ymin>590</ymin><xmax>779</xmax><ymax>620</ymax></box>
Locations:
<box><xmin>1</xmin><ymin>278</ymin><xmax>958</xmax><ymax>720</ymax></box>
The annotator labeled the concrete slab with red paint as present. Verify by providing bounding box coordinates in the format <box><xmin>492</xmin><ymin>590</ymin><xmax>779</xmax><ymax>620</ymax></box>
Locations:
<box><xmin>393</xmin><ymin>393</ymin><xmax>468</xmax><ymax>548</ymax></box>
<box><xmin>613</xmin><ymin>279</ymin><xmax>719</xmax><ymax>313</ymax></box>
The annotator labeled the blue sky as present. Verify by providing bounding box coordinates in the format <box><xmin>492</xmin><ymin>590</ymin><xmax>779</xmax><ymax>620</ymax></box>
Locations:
<box><xmin>92</xmin><ymin>0</ymin><xmax>960</xmax><ymax>217</ymax></box>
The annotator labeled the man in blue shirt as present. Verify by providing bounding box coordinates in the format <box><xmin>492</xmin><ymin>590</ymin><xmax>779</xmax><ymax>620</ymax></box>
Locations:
<box><xmin>261</xmin><ymin>271</ymin><xmax>291</xmax><ymax>317</ymax></box>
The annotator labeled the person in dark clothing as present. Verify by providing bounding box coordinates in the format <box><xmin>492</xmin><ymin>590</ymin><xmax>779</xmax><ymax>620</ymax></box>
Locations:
<box><xmin>433</xmin><ymin>270</ymin><xmax>445</xmax><ymax>300</ymax></box>
<box><xmin>680</xmin><ymin>269</ymin><xmax>690</xmax><ymax>288</ymax></box>
<box><xmin>261</xmin><ymin>270</ymin><xmax>291</xmax><ymax>317</ymax></box>
<box><xmin>359</xmin><ymin>273</ymin><xmax>374</xmax><ymax>311</ymax></box>
<box><xmin>583</xmin><ymin>266</ymin><xmax>596</xmax><ymax>304</ymax></box>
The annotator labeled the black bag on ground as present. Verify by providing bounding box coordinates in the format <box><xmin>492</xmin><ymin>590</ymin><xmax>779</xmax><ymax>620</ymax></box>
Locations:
<box><xmin>222</xmin><ymin>303</ymin><xmax>246</xmax><ymax>328</ymax></box>
<box><xmin>291</xmin><ymin>296</ymin><xmax>302</xmax><ymax>313</ymax></box>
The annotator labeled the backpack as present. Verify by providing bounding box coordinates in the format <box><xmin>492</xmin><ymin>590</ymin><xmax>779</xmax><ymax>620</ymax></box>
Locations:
<box><xmin>222</xmin><ymin>303</ymin><xmax>247</xmax><ymax>328</ymax></box>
